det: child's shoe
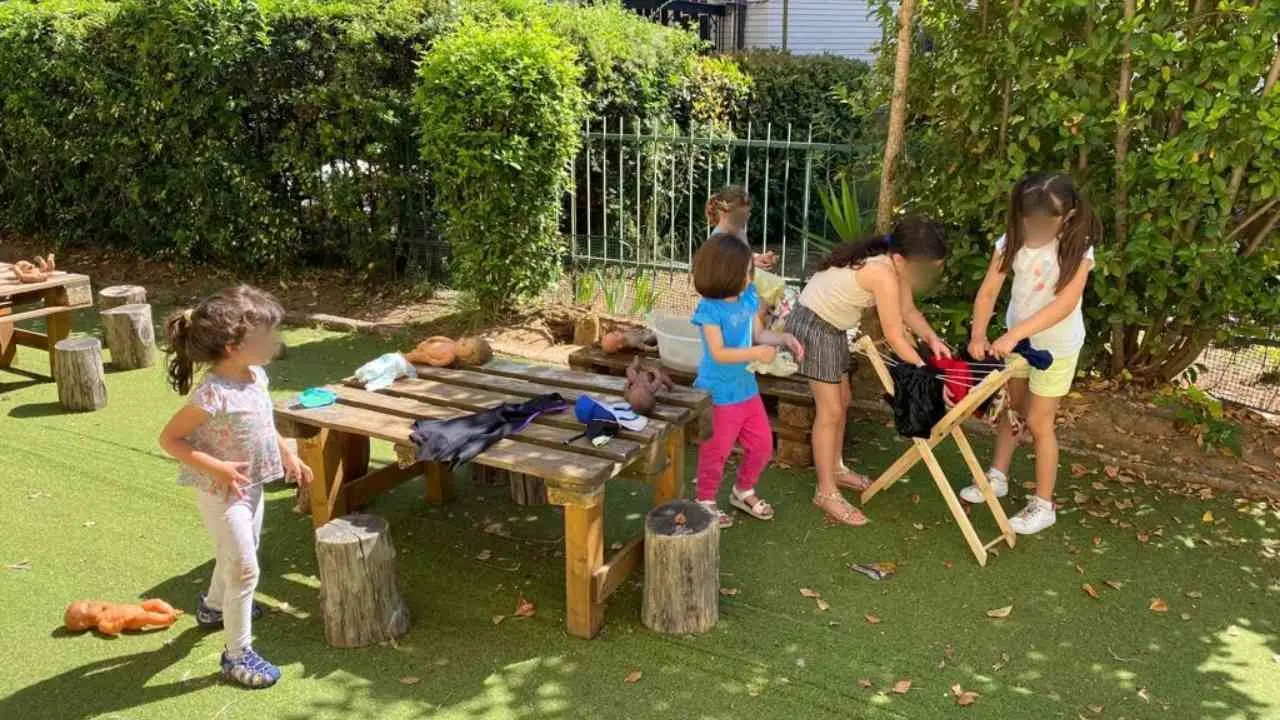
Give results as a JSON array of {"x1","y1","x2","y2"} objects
[
  {"x1": 197, "y1": 592, "x2": 265, "y2": 629},
  {"x1": 698, "y1": 500, "x2": 734, "y2": 528},
  {"x1": 959, "y1": 469, "x2": 1008, "y2": 504},
  {"x1": 221, "y1": 647, "x2": 281, "y2": 689},
  {"x1": 1009, "y1": 496, "x2": 1056, "y2": 535}
]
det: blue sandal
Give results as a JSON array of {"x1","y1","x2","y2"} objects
[
  {"x1": 221, "y1": 647, "x2": 281, "y2": 689},
  {"x1": 197, "y1": 592, "x2": 264, "y2": 629}
]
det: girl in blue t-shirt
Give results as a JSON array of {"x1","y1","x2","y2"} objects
[{"x1": 690, "y1": 233, "x2": 804, "y2": 527}]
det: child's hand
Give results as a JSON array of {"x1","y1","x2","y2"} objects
[
  {"x1": 754, "y1": 345, "x2": 778, "y2": 363},
  {"x1": 968, "y1": 337, "x2": 992, "y2": 359},
  {"x1": 927, "y1": 336, "x2": 952, "y2": 359},
  {"x1": 213, "y1": 461, "x2": 251, "y2": 501},
  {"x1": 782, "y1": 333, "x2": 805, "y2": 362},
  {"x1": 752, "y1": 251, "x2": 778, "y2": 271},
  {"x1": 990, "y1": 334, "x2": 1018, "y2": 358},
  {"x1": 283, "y1": 451, "x2": 314, "y2": 487}
]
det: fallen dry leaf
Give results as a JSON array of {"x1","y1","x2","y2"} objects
[
  {"x1": 719, "y1": 587, "x2": 740, "y2": 597},
  {"x1": 865, "y1": 612, "x2": 882, "y2": 624},
  {"x1": 1092, "y1": 536, "x2": 1102, "y2": 546},
  {"x1": 1073, "y1": 491, "x2": 1090, "y2": 504},
  {"x1": 491, "y1": 615, "x2": 506, "y2": 625},
  {"x1": 1181, "y1": 613, "x2": 1191, "y2": 621},
  {"x1": 912, "y1": 522, "x2": 925, "y2": 531},
  {"x1": 1071, "y1": 463, "x2": 1088, "y2": 478},
  {"x1": 911, "y1": 494, "x2": 920, "y2": 505},
  {"x1": 1185, "y1": 590, "x2": 1203, "y2": 599},
  {"x1": 1105, "y1": 465, "x2": 1119, "y2": 479},
  {"x1": 1137, "y1": 530, "x2": 1151, "y2": 543},
  {"x1": 399, "y1": 676, "x2": 421, "y2": 685},
  {"x1": 1202, "y1": 510, "x2": 1214, "y2": 524},
  {"x1": 624, "y1": 670, "x2": 642, "y2": 684},
  {"x1": 857, "y1": 678, "x2": 873, "y2": 689},
  {"x1": 951, "y1": 683, "x2": 980, "y2": 706},
  {"x1": 514, "y1": 594, "x2": 536, "y2": 618},
  {"x1": 799, "y1": 588, "x2": 821, "y2": 598},
  {"x1": 943, "y1": 560, "x2": 953, "y2": 569},
  {"x1": 1087, "y1": 705, "x2": 1104, "y2": 714},
  {"x1": 4, "y1": 560, "x2": 33, "y2": 571},
  {"x1": 891, "y1": 679, "x2": 912, "y2": 694},
  {"x1": 992, "y1": 652, "x2": 1008, "y2": 672},
  {"x1": 1105, "y1": 580, "x2": 1124, "y2": 590},
  {"x1": 816, "y1": 598, "x2": 831, "y2": 612},
  {"x1": 1075, "y1": 562, "x2": 1085, "y2": 575},
  {"x1": 1138, "y1": 687, "x2": 1151, "y2": 703},
  {"x1": 1149, "y1": 598, "x2": 1169, "y2": 613},
  {"x1": 986, "y1": 605, "x2": 1014, "y2": 619},
  {"x1": 1082, "y1": 583, "x2": 1100, "y2": 599},
  {"x1": 476, "y1": 550, "x2": 492, "y2": 561}
]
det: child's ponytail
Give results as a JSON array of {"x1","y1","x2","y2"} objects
[
  {"x1": 165, "y1": 309, "x2": 196, "y2": 395},
  {"x1": 705, "y1": 185, "x2": 751, "y2": 226},
  {"x1": 816, "y1": 215, "x2": 947, "y2": 272},
  {"x1": 1055, "y1": 194, "x2": 1102, "y2": 293}
]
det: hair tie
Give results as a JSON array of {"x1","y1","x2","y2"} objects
[{"x1": 884, "y1": 233, "x2": 895, "y2": 248}]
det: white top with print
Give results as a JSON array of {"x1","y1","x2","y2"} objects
[
  {"x1": 995, "y1": 235, "x2": 1094, "y2": 358},
  {"x1": 177, "y1": 366, "x2": 283, "y2": 494}
]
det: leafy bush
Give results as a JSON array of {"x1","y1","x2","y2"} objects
[
  {"x1": 876, "y1": 0, "x2": 1280, "y2": 380},
  {"x1": 1155, "y1": 385, "x2": 1242, "y2": 456},
  {"x1": 728, "y1": 50, "x2": 873, "y2": 143},
  {"x1": 417, "y1": 18, "x2": 585, "y2": 312}
]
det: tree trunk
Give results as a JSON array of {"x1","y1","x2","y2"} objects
[
  {"x1": 642, "y1": 499, "x2": 719, "y2": 635},
  {"x1": 315, "y1": 513, "x2": 411, "y2": 648},
  {"x1": 101, "y1": 303, "x2": 156, "y2": 370},
  {"x1": 1109, "y1": 0, "x2": 1137, "y2": 377},
  {"x1": 875, "y1": 0, "x2": 918, "y2": 232},
  {"x1": 995, "y1": 0, "x2": 1023, "y2": 158},
  {"x1": 54, "y1": 337, "x2": 107, "y2": 412},
  {"x1": 98, "y1": 285, "x2": 147, "y2": 310}
]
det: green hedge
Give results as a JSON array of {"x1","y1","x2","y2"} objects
[
  {"x1": 728, "y1": 50, "x2": 872, "y2": 144},
  {"x1": 417, "y1": 18, "x2": 585, "y2": 312}
]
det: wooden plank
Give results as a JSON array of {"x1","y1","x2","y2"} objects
[
  {"x1": 653, "y1": 427, "x2": 685, "y2": 506},
  {"x1": 12, "y1": 328, "x2": 47, "y2": 349},
  {"x1": 328, "y1": 384, "x2": 645, "y2": 467},
  {"x1": 952, "y1": 426, "x2": 1015, "y2": 548},
  {"x1": 564, "y1": 493, "x2": 606, "y2": 639},
  {"x1": 916, "y1": 438, "x2": 988, "y2": 567},
  {"x1": 275, "y1": 399, "x2": 617, "y2": 492},
  {"x1": 0, "y1": 272, "x2": 91, "y2": 300},
  {"x1": 569, "y1": 345, "x2": 815, "y2": 406},
  {"x1": 593, "y1": 536, "x2": 643, "y2": 602},
  {"x1": 375, "y1": 376, "x2": 670, "y2": 443},
  {"x1": 412, "y1": 364, "x2": 693, "y2": 426},
  {"x1": 0, "y1": 304, "x2": 13, "y2": 368},
  {"x1": 344, "y1": 461, "x2": 424, "y2": 508},
  {"x1": 424, "y1": 463, "x2": 455, "y2": 505},
  {"x1": 0, "y1": 303, "x2": 92, "y2": 326},
  {"x1": 480, "y1": 357, "x2": 711, "y2": 411},
  {"x1": 927, "y1": 357, "x2": 1026, "y2": 443}
]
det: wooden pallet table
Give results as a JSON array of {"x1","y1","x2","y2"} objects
[
  {"x1": 568, "y1": 344, "x2": 818, "y2": 466},
  {"x1": 275, "y1": 357, "x2": 710, "y2": 639},
  {"x1": 0, "y1": 265, "x2": 94, "y2": 376}
]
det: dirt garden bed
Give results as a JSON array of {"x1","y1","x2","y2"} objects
[{"x1": 4, "y1": 237, "x2": 1277, "y2": 500}]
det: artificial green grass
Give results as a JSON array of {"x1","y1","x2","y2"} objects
[{"x1": 1, "y1": 324, "x2": 1277, "y2": 720}]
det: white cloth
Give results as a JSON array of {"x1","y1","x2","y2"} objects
[
  {"x1": 196, "y1": 485, "x2": 264, "y2": 653},
  {"x1": 995, "y1": 235, "x2": 1094, "y2": 358}
]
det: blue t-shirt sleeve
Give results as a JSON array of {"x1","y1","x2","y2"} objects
[
  {"x1": 690, "y1": 299, "x2": 721, "y2": 328},
  {"x1": 741, "y1": 285, "x2": 759, "y2": 314}
]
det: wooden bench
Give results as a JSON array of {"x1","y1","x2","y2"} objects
[
  {"x1": 274, "y1": 358, "x2": 710, "y2": 639},
  {"x1": 0, "y1": 265, "x2": 94, "y2": 376},
  {"x1": 569, "y1": 344, "x2": 818, "y2": 466}
]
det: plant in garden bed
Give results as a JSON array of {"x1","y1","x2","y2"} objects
[
  {"x1": 876, "y1": 0, "x2": 1280, "y2": 381},
  {"x1": 1155, "y1": 385, "x2": 1243, "y2": 456}
]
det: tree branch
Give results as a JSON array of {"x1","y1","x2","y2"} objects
[
  {"x1": 876, "y1": 0, "x2": 918, "y2": 232},
  {"x1": 1110, "y1": 0, "x2": 1137, "y2": 376},
  {"x1": 996, "y1": 0, "x2": 1022, "y2": 158},
  {"x1": 1166, "y1": 0, "x2": 1205, "y2": 138},
  {"x1": 1243, "y1": 211, "x2": 1279, "y2": 258}
]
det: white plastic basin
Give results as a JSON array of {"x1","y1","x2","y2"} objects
[{"x1": 649, "y1": 312, "x2": 702, "y2": 374}]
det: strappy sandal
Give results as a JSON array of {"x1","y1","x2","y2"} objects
[
  {"x1": 730, "y1": 486, "x2": 775, "y2": 520},
  {"x1": 835, "y1": 467, "x2": 873, "y2": 493},
  {"x1": 698, "y1": 499, "x2": 734, "y2": 528},
  {"x1": 813, "y1": 490, "x2": 869, "y2": 527}
]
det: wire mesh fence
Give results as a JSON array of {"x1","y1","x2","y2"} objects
[
  {"x1": 1195, "y1": 332, "x2": 1280, "y2": 414},
  {"x1": 558, "y1": 117, "x2": 865, "y2": 317}
]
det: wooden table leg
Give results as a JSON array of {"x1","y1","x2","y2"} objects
[
  {"x1": 653, "y1": 427, "x2": 684, "y2": 506},
  {"x1": 45, "y1": 312, "x2": 71, "y2": 377},
  {"x1": 0, "y1": 304, "x2": 14, "y2": 368},
  {"x1": 562, "y1": 491, "x2": 605, "y2": 639},
  {"x1": 298, "y1": 428, "x2": 347, "y2": 529},
  {"x1": 424, "y1": 462, "x2": 455, "y2": 505}
]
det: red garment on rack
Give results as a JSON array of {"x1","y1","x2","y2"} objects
[{"x1": 928, "y1": 355, "x2": 973, "y2": 406}]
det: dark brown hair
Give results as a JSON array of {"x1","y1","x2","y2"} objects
[
  {"x1": 693, "y1": 232, "x2": 754, "y2": 299},
  {"x1": 816, "y1": 215, "x2": 948, "y2": 272},
  {"x1": 1003, "y1": 172, "x2": 1102, "y2": 292},
  {"x1": 705, "y1": 185, "x2": 751, "y2": 226},
  {"x1": 164, "y1": 285, "x2": 284, "y2": 394}
]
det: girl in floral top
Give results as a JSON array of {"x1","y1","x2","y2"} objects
[{"x1": 158, "y1": 286, "x2": 312, "y2": 689}]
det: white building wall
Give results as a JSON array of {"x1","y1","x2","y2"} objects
[{"x1": 740, "y1": 0, "x2": 885, "y2": 61}]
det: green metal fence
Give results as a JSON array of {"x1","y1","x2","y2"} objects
[{"x1": 563, "y1": 118, "x2": 861, "y2": 288}]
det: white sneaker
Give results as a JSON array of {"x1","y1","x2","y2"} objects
[
  {"x1": 1009, "y1": 497, "x2": 1056, "y2": 535},
  {"x1": 959, "y1": 472, "x2": 1007, "y2": 504}
]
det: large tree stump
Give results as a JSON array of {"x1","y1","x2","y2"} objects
[
  {"x1": 315, "y1": 514, "x2": 411, "y2": 648},
  {"x1": 54, "y1": 337, "x2": 107, "y2": 412},
  {"x1": 508, "y1": 472, "x2": 548, "y2": 506},
  {"x1": 642, "y1": 499, "x2": 719, "y2": 634},
  {"x1": 101, "y1": 303, "x2": 156, "y2": 370},
  {"x1": 98, "y1": 285, "x2": 147, "y2": 310}
]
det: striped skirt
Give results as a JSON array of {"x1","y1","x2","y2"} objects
[{"x1": 785, "y1": 303, "x2": 852, "y2": 384}]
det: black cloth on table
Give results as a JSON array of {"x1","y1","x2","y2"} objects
[{"x1": 409, "y1": 393, "x2": 568, "y2": 468}]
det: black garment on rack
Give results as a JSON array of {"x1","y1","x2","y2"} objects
[
  {"x1": 409, "y1": 393, "x2": 568, "y2": 468},
  {"x1": 885, "y1": 363, "x2": 947, "y2": 439}
]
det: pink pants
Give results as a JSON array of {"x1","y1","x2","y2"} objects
[{"x1": 696, "y1": 395, "x2": 774, "y2": 502}]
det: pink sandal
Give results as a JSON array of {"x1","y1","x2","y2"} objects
[
  {"x1": 835, "y1": 467, "x2": 873, "y2": 493},
  {"x1": 813, "y1": 490, "x2": 869, "y2": 527},
  {"x1": 730, "y1": 486, "x2": 775, "y2": 520}
]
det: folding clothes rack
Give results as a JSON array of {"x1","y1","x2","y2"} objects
[{"x1": 852, "y1": 336, "x2": 1021, "y2": 566}]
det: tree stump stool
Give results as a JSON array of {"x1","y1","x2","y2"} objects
[
  {"x1": 54, "y1": 337, "x2": 107, "y2": 412},
  {"x1": 642, "y1": 499, "x2": 719, "y2": 635},
  {"x1": 101, "y1": 303, "x2": 156, "y2": 370},
  {"x1": 315, "y1": 513, "x2": 411, "y2": 648},
  {"x1": 98, "y1": 285, "x2": 147, "y2": 310},
  {"x1": 775, "y1": 402, "x2": 816, "y2": 467}
]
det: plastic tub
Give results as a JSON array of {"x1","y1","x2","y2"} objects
[{"x1": 649, "y1": 312, "x2": 702, "y2": 374}]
